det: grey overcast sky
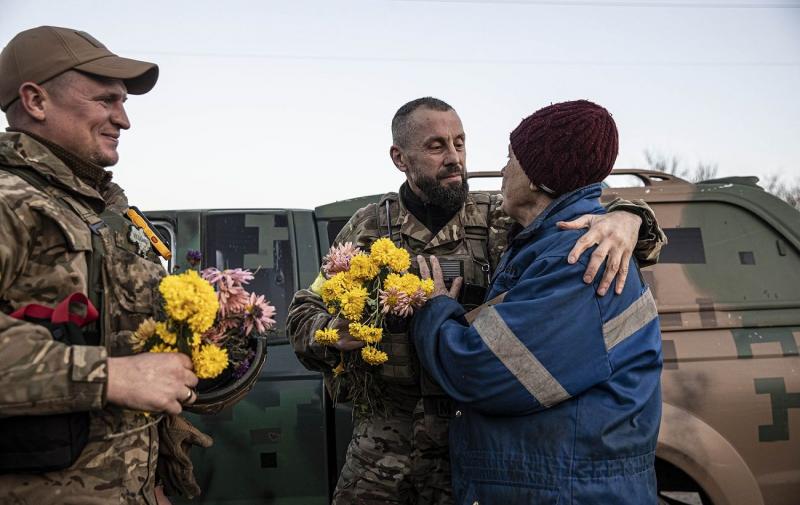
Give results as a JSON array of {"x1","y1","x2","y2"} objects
[{"x1": 2, "y1": 0, "x2": 799, "y2": 210}]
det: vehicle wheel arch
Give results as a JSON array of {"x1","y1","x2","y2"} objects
[{"x1": 656, "y1": 402, "x2": 764, "y2": 505}]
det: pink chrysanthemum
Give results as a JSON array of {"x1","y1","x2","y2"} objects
[
  {"x1": 379, "y1": 287, "x2": 413, "y2": 317},
  {"x1": 202, "y1": 267, "x2": 254, "y2": 289},
  {"x1": 322, "y1": 242, "x2": 361, "y2": 278},
  {"x1": 201, "y1": 268, "x2": 255, "y2": 317},
  {"x1": 243, "y1": 292, "x2": 277, "y2": 336},
  {"x1": 408, "y1": 289, "x2": 428, "y2": 310},
  {"x1": 203, "y1": 325, "x2": 228, "y2": 344},
  {"x1": 219, "y1": 287, "x2": 250, "y2": 318}
]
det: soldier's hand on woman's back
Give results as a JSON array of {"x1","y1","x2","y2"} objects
[
  {"x1": 557, "y1": 211, "x2": 642, "y2": 296},
  {"x1": 107, "y1": 353, "x2": 198, "y2": 415},
  {"x1": 418, "y1": 255, "x2": 463, "y2": 300}
]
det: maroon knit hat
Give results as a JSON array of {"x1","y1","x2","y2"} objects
[{"x1": 509, "y1": 100, "x2": 618, "y2": 196}]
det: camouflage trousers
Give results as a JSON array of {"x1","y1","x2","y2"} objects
[{"x1": 333, "y1": 398, "x2": 452, "y2": 505}]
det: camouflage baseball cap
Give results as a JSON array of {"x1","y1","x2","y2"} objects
[{"x1": 0, "y1": 26, "x2": 159, "y2": 111}]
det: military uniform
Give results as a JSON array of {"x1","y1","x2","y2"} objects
[
  {"x1": 0, "y1": 132, "x2": 165, "y2": 504},
  {"x1": 287, "y1": 186, "x2": 664, "y2": 505}
]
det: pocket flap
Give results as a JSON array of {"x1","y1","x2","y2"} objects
[{"x1": 29, "y1": 199, "x2": 92, "y2": 252}]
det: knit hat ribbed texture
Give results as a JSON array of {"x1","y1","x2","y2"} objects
[{"x1": 509, "y1": 99, "x2": 618, "y2": 196}]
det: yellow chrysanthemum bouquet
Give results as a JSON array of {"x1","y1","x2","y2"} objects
[
  {"x1": 133, "y1": 259, "x2": 276, "y2": 394},
  {"x1": 132, "y1": 269, "x2": 228, "y2": 378},
  {"x1": 312, "y1": 238, "x2": 434, "y2": 365}
]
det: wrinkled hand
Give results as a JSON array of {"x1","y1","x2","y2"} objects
[
  {"x1": 329, "y1": 317, "x2": 365, "y2": 352},
  {"x1": 107, "y1": 353, "x2": 198, "y2": 415},
  {"x1": 418, "y1": 255, "x2": 463, "y2": 299},
  {"x1": 557, "y1": 211, "x2": 642, "y2": 296}
]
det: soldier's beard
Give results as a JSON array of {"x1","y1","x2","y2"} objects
[{"x1": 411, "y1": 167, "x2": 469, "y2": 214}]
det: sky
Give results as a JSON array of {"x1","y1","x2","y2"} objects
[{"x1": 2, "y1": 0, "x2": 799, "y2": 210}]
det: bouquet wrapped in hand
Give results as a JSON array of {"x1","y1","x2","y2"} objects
[
  {"x1": 311, "y1": 238, "x2": 433, "y2": 411},
  {"x1": 132, "y1": 261, "x2": 275, "y2": 412}
]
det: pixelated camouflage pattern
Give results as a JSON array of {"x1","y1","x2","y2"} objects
[
  {"x1": 288, "y1": 191, "x2": 664, "y2": 398},
  {"x1": 332, "y1": 398, "x2": 451, "y2": 505},
  {"x1": 0, "y1": 132, "x2": 163, "y2": 504},
  {"x1": 288, "y1": 191, "x2": 509, "y2": 406},
  {"x1": 602, "y1": 173, "x2": 800, "y2": 505},
  {"x1": 288, "y1": 190, "x2": 506, "y2": 504},
  {"x1": 287, "y1": 186, "x2": 664, "y2": 504}
]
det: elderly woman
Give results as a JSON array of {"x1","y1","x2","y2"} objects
[{"x1": 413, "y1": 100, "x2": 662, "y2": 505}]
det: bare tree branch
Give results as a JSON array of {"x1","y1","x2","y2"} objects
[{"x1": 644, "y1": 149, "x2": 686, "y2": 177}]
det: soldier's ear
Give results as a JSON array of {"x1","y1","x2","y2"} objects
[
  {"x1": 17, "y1": 83, "x2": 49, "y2": 122},
  {"x1": 390, "y1": 145, "x2": 409, "y2": 173}
]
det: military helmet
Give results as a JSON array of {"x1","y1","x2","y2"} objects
[{"x1": 187, "y1": 337, "x2": 268, "y2": 415}]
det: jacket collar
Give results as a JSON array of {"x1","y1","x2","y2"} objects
[
  {"x1": 511, "y1": 183, "x2": 604, "y2": 244},
  {"x1": 0, "y1": 131, "x2": 108, "y2": 208},
  {"x1": 379, "y1": 190, "x2": 488, "y2": 251}
]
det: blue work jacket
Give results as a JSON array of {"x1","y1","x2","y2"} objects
[{"x1": 413, "y1": 184, "x2": 662, "y2": 505}]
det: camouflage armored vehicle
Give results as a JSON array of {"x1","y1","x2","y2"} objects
[{"x1": 147, "y1": 169, "x2": 799, "y2": 505}]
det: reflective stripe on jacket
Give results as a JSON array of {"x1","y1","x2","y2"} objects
[{"x1": 413, "y1": 184, "x2": 663, "y2": 505}]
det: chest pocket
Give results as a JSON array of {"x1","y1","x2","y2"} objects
[
  {"x1": 20, "y1": 199, "x2": 93, "y2": 307},
  {"x1": 100, "y1": 220, "x2": 165, "y2": 336},
  {"x1": 29, "y1": 199, "x2": 93, "y2": 253}
]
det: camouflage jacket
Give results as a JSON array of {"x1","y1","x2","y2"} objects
[
  {"x1": 0, "y1": 132, "x2": 164, "y2": 504},
  {"x1": 286, "y1": 188, "x2": 665, "y2": 412}
]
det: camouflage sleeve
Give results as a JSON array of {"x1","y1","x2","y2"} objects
[
  {"x1": 487, "y1": 194, "x2": 514, "y2": 271},
  {"x1": 286, "y1": 288, "x2": 340, "y2": 373},
  {"x1": 603, "y1": 197, "x2": 667, "y2": 267},
  {"x1": 286, "y1": 205, "x2": 380, "y2": 373},
  {"x1": 0, "y1": 197, "x2": 107, "y2": 417}
]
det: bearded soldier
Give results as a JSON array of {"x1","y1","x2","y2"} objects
[
  {"x1": 0, "y1": 26, "x2": 208, "y2": 504},
  {"x1": 287, "y1": 97, "x2": 666, "y2": 504}
]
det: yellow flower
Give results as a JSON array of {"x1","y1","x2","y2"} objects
[
  {"x1": 321, "y1": 272, "x2": 358, "y2": 306},
  {"x1": 340, "y1": 286, "x2": 368, "y2": 321},
  {"x1": 349, "y1": 322, "x2": 383, "y2": 344},
  {"x1": 349, "y1": 253, "x2": 379, "y2": 281},
  {"x1": 155, "y1": 321, "x2": 177, "y2": 346},
  {"x1": 385, "y1": 272, "x2": 425, "y2": 297},
  {"x1": 386, "y1": 248, "x2": 411, "y2": 273},
  {"x1": 131, "y1": 318, "x2": 157, "y2": 352},
  {"x1": 420, "y1": 278, "x2": 434, "y2": 297},
  {"x1": 193, "y1": 344, "x2": 229, "y2": 379},
  {"x1": 159, "y1": 270, "x2": 219, "y2": 334},
  {"x1": 315, "y1": 327, "x2": 340, "y2": 345},
  {"x1": 368, "y1": 238, "x2": 395, "y2": 266},
  {"x1": 361, "y1": 346, "x2": 388, "y2": 365},
  {"x1": 369, "y1": 238, "x2": 410, "y2": 272},
  {"x1": 150, "y1": 343, "x2": 178, "y2": 353}
]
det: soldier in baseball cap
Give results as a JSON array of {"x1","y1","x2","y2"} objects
[
  {"x1": 0, "y1": 25, "x2": 158, "y2": 111},
  {"x1": 0, "y1": 27, "x2": 207, "y2": 504}
]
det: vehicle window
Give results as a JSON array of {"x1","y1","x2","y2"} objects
[
  {"x1": 646, "y1": 201, "x2": 800, "y2": 309},
  {"x1": 659, "y1": 228, "x2": 706, "y2": 264},
  {"x1": 326, "y1": 218, "x2": 349, "y2": 247},
  {"x1": 204, "y1": 212, "x2": 295, "y2": 341},
  {"x1": 152, "y1": 222, "x2": 175, "y2": 273},
  {"x1": 602, "y1": 174, "x2": 646, "y2": 188}
]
